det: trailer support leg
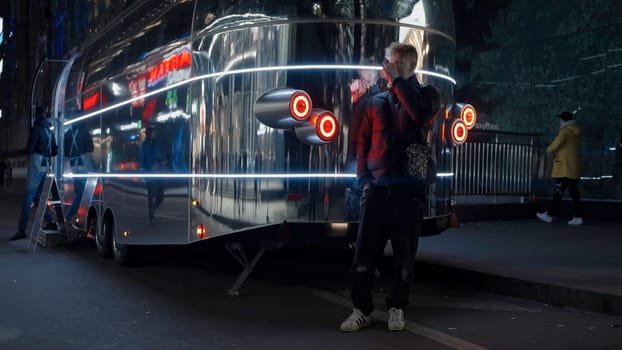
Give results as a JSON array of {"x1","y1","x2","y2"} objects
[{"x1": 225, "y1": 242, "x2": 266, "y2": 296}]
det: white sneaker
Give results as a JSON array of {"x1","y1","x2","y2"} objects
[
  {"x1": 340, "y1": 308, "x2": 372, "y2": 332},
  {"x1": 387, "y1": 307, "x2": 405, "y2": 331},
  {"x1": 568, "y1": 217, "x2": 583, "y2": 225},
  {"x1": 536, "y1": 211, "x2": 553, "y2": 223}
]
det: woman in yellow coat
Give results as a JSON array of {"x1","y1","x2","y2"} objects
[{"x1": 536, "y1": 111, "x2": 583, "y2": 225}]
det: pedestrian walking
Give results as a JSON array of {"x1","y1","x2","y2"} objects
[{"x1": 536, "y1": 111, "x2": 583, "y2": 225}]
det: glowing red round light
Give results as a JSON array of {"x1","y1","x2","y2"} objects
[
  {"x1": 460, "y1": 104, "x2": 477, "y2": 129},
  {"x1": 455, "y1": 125, "x2": 465, "y2": 138},
  {"x1": 196, "y1": 224, "x2": 207, "y2": 239},
  {"x1": 451, "y1": 119, "x2": 468, "y2": 145},
  {"x1": 317, "y1": 113, "x2": 338, "y2": 141},
  {"x1": 290, "y1": 93, "x2": 311, "y2": 120}
]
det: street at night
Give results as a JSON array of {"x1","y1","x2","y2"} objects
[
  {"x1": 2, "y1": 1, "x2": 622, "y2": 349},
  {"x1": 2, "y1": 182, "x2": 622, "y2": 350}
]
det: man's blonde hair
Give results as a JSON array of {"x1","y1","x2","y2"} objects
[{"x1": 385, "y1": 42, "x2": 418, "y2": 62}]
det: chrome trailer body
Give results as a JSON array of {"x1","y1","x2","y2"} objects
[{"x1": 49, "y1": 0, "x2": 457, "y2": 254}]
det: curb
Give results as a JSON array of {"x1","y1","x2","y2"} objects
[{"x1": 417, "y1": 261, "x2": 622, "y2": 317}]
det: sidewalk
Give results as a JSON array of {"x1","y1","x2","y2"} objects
[{"x1": 417, "y1": 220, "x2": 622, "y2": 316}]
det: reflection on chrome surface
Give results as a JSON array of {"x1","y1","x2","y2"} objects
[{"x1": 49, "y1": 0, "x2": 457, "y2": 245}]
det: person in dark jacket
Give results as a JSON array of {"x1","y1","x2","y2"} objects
[
  {"x1": 63, "y1": 124, "x2": 95, "y2": 224},
  {"x1": 340, "y1": 43, "x2": 440, "y2": 332},
  {"x1": 10, "y1": 106, "x2": 58, "y2": 241}
]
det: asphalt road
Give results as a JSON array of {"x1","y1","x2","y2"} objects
[{"x1": 1, "y1": 183, "x2": 622, "y2": 350}]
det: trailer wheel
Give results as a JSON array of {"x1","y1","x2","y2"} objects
[
  {"x1": 96, "y1": 214, "x2": 113, "y2": 258},
  {"x1": 112, "y1": 228, "x2": 136, "y2": 267},
  {"x1": 86, "y1": 209, "x2": 98, "y2": 240}
]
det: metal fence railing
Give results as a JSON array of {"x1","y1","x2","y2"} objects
[{"x1": 451, "y1": 130, "x2": 539, "y2": 197}]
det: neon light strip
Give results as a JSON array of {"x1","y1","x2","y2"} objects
[
  {"x1": 581, "y1": 175, "x2": 613, "y2": 180},
  {"x1": 356, "y1": 65, "x2": 456, "y2": 84},
  {"x1": 65, "y1": 64, "x2": 456, "y2": 126},
  {"x1": 65, "y1": 173, "x2": 357, "y2": 179},
  {"x1": 64, "y1": 172, "x2": 454, "y2": 179},
  {"x1": 415, "y1": 70, "x2": 456, "y2": 84}
]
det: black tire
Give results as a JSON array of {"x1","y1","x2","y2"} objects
[
  {"x1": 112, "y1": 228, "x2": 136, "y2": 267},
  {"x1": 96, "y1": 215, "x2": 113, "y2": 258}
]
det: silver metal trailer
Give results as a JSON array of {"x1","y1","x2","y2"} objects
[{"x1": 36, "y1": 1, "x2": 468, "y2": 285}]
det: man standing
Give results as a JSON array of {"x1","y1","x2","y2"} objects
[
  {"x1": 340, "y1": 43, "x2": 439, "y2": 332},
  {"x1": 10, "y1": 106, "x2": 58, "y2": 241},
  {"x1": 536, "y1": 111, "x2": 583, "y2": 225}
]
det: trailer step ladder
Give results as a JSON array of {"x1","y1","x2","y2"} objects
[{"x1": 28, "y1": 175, "x2": 67, "y2": 251}]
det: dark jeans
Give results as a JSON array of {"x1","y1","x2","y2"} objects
[
  {"x1": 351, "y1": 184, "x2": 422, "y2": 315},
  {"x1": 549, "y1": 177, "x2": 582, "y2": 217},
  {"x1": 345, "y1": 182, "x2": 362, "y2": 221}
]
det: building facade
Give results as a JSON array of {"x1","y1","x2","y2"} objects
[
  {"x1": 455, "y1": 0, "x2": 622, "y2": 199},
  {"x1": 0, "y1": 0, "x2": 139, "y2": 157}
]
